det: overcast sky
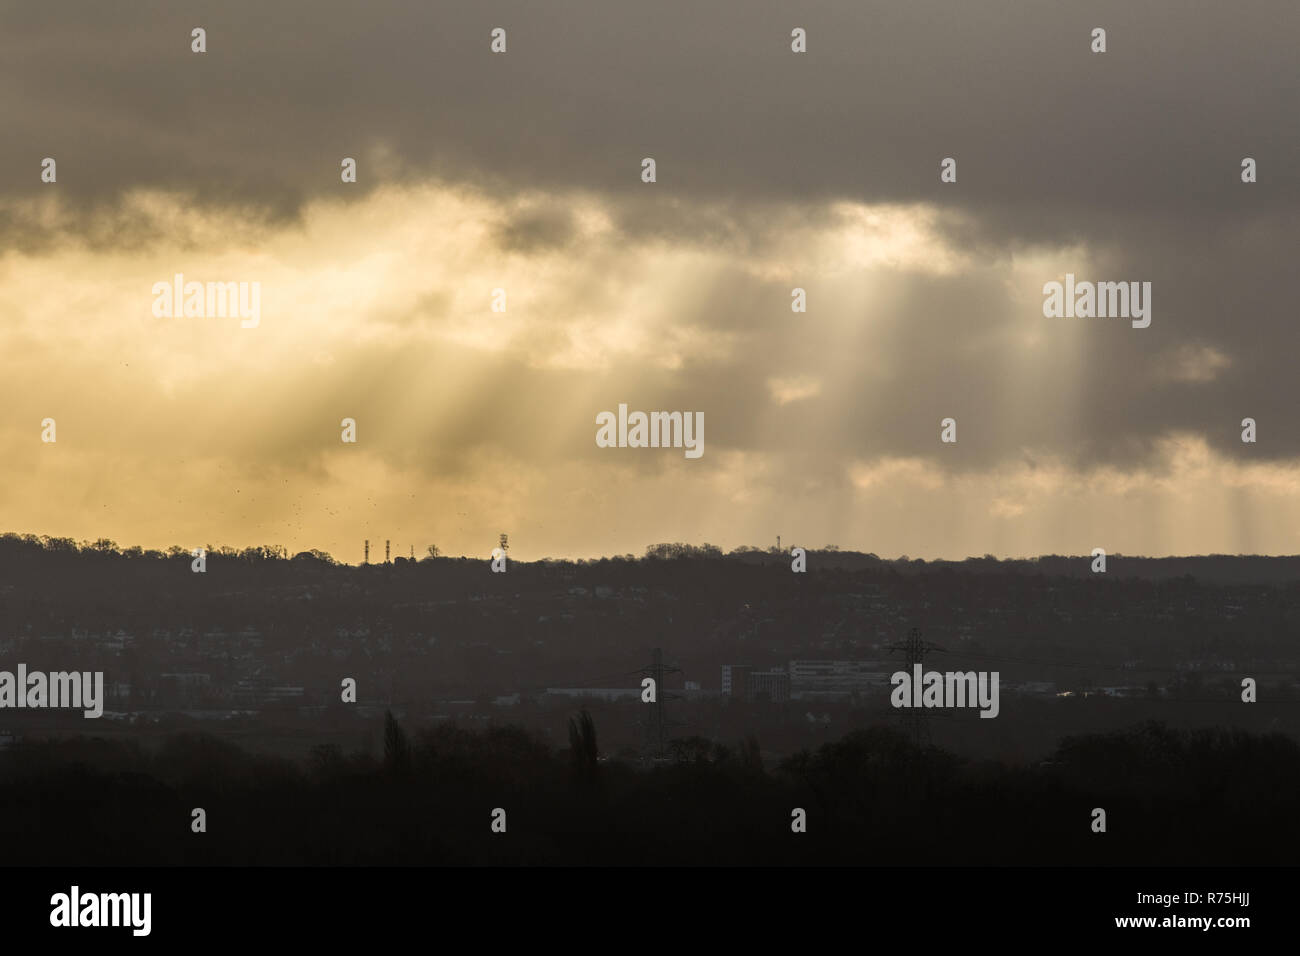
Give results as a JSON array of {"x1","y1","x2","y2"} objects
[{"x1": 0, "y1": 0, "x2": 1296, "y2": 562}]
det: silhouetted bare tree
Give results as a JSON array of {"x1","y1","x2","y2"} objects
[
  {"x1": 568, "y1": 708, "x2": 599, "y2": 788},
  {"x1": 383, "y1": 710, "x2": 411, "y2": 777}
]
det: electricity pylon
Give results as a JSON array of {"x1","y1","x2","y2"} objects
[
  {"x1": 640, "y1": 646, "x2": 682, "y2": 763},
  {"x1": 886, "y1": 627, "x2": 946, "y2": 748}
]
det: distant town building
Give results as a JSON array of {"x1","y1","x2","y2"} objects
[
  {"x1": 544, "y1": 688, "x2": 641, "y2": 701},
  {"x1": 722, "y1": 664, "x2": 789, "y2": 701},
  {"x1": 721, "y1": 664, "x2": 753, "y2": 698},
  {"x1": 749, "y1": 669, "x2": 791, "y2": 702},
  {"x1": 788, "y1": 660, "x2": 889, "y2": 698}
]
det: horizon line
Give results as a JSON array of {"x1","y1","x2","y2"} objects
[{"x1": 3, "y1": 530, "x2": 1299, "y2": 568}]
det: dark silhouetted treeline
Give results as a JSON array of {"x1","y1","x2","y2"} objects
[{"x1": 1, "y1": 717, "x2": 1296, "y2": 865}]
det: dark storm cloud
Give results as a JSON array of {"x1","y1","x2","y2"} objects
[
  {"x1": 2, "y1": 0, "x2": 1293, "y2": 220},
  {"x1": 491, "y1": 199, "x2": 577, "y2": 254},
  {"x1": 1, "y1": 0, "x2": 1295, "y2": 477}
]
